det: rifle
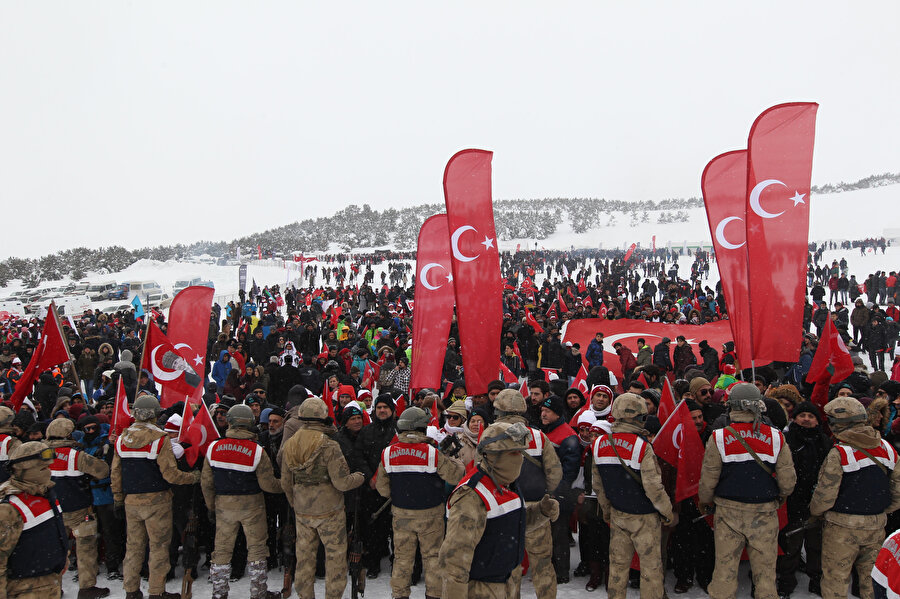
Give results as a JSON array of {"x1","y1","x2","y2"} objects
[
  {"x1": 784, "y1": 518, "x2": 822, "y2": 537},
  {"x1": 281, "y1": 513, "x2": 296, "y2": 598},
  {"x1": 181, "y1": 488, "x2": 200, "y2": 599},
  {"x1": 349, "y1": 492, "x2": 366, "y2": 599},
  {"x1": 370, "y1": 497, "x2": 392, "y2": 522}
]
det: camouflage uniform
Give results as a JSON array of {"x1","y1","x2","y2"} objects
[
  {"x1": 493, "y1": 389, "x2": 562, "y2": 599},
  {"x1": 0, "y1": 442, "x2": 68, "y2": 599},
  {"x1": 809, "y1": 398, "x2": 900, "y2": 599},
  {"x1": 697, "y1": 385, "x2": 796, "y2": 599},
  {"x1": 45, "y1": 419, "x2": 110, "y2": 595},
  {"x1": 201, "y1": 406, "x2": 283, "y2": 599},
  {"x1": 280, "y1": 398, "x2": 364, "y2": 599},
  {"x1": 0, "y1": 407, "x2": 22, "y2": 484},
  {"x1": 375, "y1": 423, "x2": 465, "y2": 599},
  {"x1": 111, "y1": 400, "x2": 201, "y2": 598},
  {"x1": 591, "y1": 394, "x2": 673, "y2": 599}
]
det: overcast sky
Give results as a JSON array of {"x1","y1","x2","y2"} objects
[{"x1": 1, "y1": 2, "x2": 898, "y2": 258}]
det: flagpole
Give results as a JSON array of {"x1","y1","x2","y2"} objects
[{"x1": 52, "y1": 302, "x2": 83, "y2": 394}]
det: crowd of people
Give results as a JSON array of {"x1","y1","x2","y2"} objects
[{"x1": 0, "y1": 243, "x2": 897, "y2": 599}]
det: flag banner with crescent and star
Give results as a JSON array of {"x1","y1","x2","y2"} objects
[
  {"x1": 702, "y1": 149, "x2": 753, "y2": 365},
  {"x1": 9, "y1": 301, "x2": 72, "y2": 412},
  {"x1": 443, "y1": 149, "x2": 502, "y2": 395},
  {"x1": 140, "y1": 320, "x2": 204, "y2": 398},
  {"x1": 561, "y1": 318, "x2": 734, "y2": 383},
  {"x1": 179, "y1": 399, "x2": 220, "y2": 467},
  {"x1": 745, "y1": 102, "x2": 818, "y2": 363},
  {"x1": 653, "y1": 399, "x2": 705, "y2": 502},
  {"x1": 159, "y1": 286, "x2": 215, "y2": 408},
  {"x1": 112, "y1": 377, "x2": 133, "y2": 437},
  {"x1": 410, "y1": 214, "x2": 456, "y2": 391}
]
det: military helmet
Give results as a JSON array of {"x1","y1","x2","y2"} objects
[
  {"x1": 476, "y1": 422, "x2": 531, "y2": 455},
  {"x1": 610, "y1": 393, "x2": 648, "y2": 423},
  {"x1": 298, "y1": 397, "x2": 328, "y2": 421},
  {"x1": 226, "y1": 404, "x2": 256, "y2": 430},
  {"x1": 132, "y1": 393, "x2": 161, "y2": 422},
  {"x1": 46, "y1": 418, "x2": 75, "y2": 440},
  {"x1": 397, "y1": 406, "x2": 429, "y2": 432},
  {"x1": 726, "y1": 383, "x2": 763, "y2": 416},
  {"x1": 494, "y1": 389, "x2": 527, "y2": 415},
  {"x1": 0, "y1": 406, "x2": 15, "y2": 427},
  {"x1": 823, "y1": 397, "x2": 867, "y2": 426},
  {"x1": 8, "y1": 441, "x2": 54, "y2": 470}
]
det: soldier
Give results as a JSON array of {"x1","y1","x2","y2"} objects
[
  {"x1": 280, "y1": 397, "x2": 364, "y2": 599},
  {"x1": 0, "y1": 407, "x2": 22, "y2": 484},
  {"x1": 201, "y1": 404, "x2": 283, "y2": 599},
  {"x1": 0, "y1": 442, "x2": 68, "y2": 598},
  {"x1": 493, "y1": 389, "x2": 562, "y2": 599},
  {"x1": 375, "y1": 407, "x2": 465, "y2": 599},
  {"x1": 438, "y1": 421, "x2": 559, "y2": 599},
  {"x1": 45, "y1": 418, "x2": 111, "y2": 599},
  {"x1": 810, "y1": 397, "x2": 900, "y2": 599},
  {"x1": 591, "y1": 393, "x2": 673, "y2": 599},
  {"x1": 698, "y1": 383, "x2": 796, "y2": 599},
  {"x1": 872, "y1": 528, "x2": 900, "y2": 599},
  {"x1": 111, "y1": 393, "x2": 201, "y2": 599}
]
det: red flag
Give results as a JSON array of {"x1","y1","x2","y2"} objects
[
  {"x1": 519, "y1": 379, "x2": 529, "y2": 399},
  {"x1": 583, "y1": 296, "x2": 594, "y2": 309},
  {"x1": 703, "y1": 150, "x2": 752, "y2": 365},
  {"x1": 546, "y1": 305, "x2": 558, "y2": 321},
  {"x1": 330, "y1": 305, "x2": 343, "y2": 328},
  {"x1": 577, "y1": 278, "x2": 586, "y2": 294},
  {"x1": 540, "y1": 368, "x2": 556, "y2": 383},
  {"x1": 557, "y1": 290, "x2": 569, "y2": 313},
  {"x1": 429, "y1": 397, "x2": 440, "y2": 427},
  {"x1": 636, "y1": 371, "x2": 650, "y2": 390},
  {"x1": 140, "y1": 321, "x2": 204, "y2": 398},
  {"x1": 179, "y1": 400, "x2": 220, "y2": 467},
  {"x1": 512, "y1": 341, "x2": 525, "y2": 370},
  {"x1": 623, "y1": 243, "x2": 637, "y2": 262},
  {"x1": 305, "y1": 294, "x2": 312, "y2": 307},
  {"x1": 573, "y1": 362, "x2": 589, "y2": 394},
  {"x1": 160, "y1": 287, "x2": 215, "y2": 409},
  {"x1": 410, "y1": 215, "x2": 456, "y2": 390},
  {"x1": 653, "y1": 400, "x2": 705, "y2": 501},
  {"x1": 444, "y1": 150, "x2": 502, "y2": 395},
  {"x1": 807, "y1": 316, "x2": 854, "y2": 387},
  {"x1": 257, "y1": 244, "x2": 262, "y2": 260},
  {"x1": 499, "y1": 362, "x2": 518, "y2": 384},
  {"x1": 9, "y1": 302, "x2": 71, "y2": 411},
  {"x1": 524, "y1": 307, "x2": 544, "y2": 334},
  {"x1": 597, "y1": 302, "x2": 607, "y2": 319},
  {"x1": 745, "y1": 103, "x2": 818, "y2": 363},
  {"x1": 657, "y1": 377, "x2": 677, "y2": 425},
  {"x1": 112, "y1": 378, "x2": 133, "y2": 437}
]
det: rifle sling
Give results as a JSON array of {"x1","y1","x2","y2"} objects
[
  {"x1": 845, "y1": 443, "x2": 889, "y2": 475},
  {"x1": 724, "y1": 426, "x2": 773, "y2": 477},
  {"x1": 609, "y1": 435, "x2": 644, "y2": 487}
]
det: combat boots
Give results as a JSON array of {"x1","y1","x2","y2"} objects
[
  {"x1": 148, "y1": 593, "x2": 181, "y2": 599},
  {"x1": 77, "y1": 586, "x2": 111, "y2": 599},
  {"x1": 249, "y1": 559, "x2": 281, "y2": 599}
]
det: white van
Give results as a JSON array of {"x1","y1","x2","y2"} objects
[
  {"x1": 124, "y1": 280, "x2": 162, "y2": 296},
  {"x1": 86, "y1": 281, "x2": 117, "y2": 302}
]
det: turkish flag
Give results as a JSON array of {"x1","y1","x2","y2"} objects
[
  {"x1": 597, "y1": 302, "x2": 607, "y2": 319},
  {"x1": 562, "y1": 318, "x2": 734, "y2": 383},
  {"x1": 653, "y1": 400, "x2": 705, "y2": 501},
  {"x1": 573, "y1": 362, "x2": 589, "y2": 394},
  {"x1": 410, "y1": 215, "x2": 456, "y2": 390},
  {"x1": 745, "y1": 103, "x2": 818, "y2": 363},
  {"x1": 499, "y1": 362, "x2": 518, "y2": 384},
  {"x1": 623, "y1": 243, "x2": 637, "y2": 262},
  {"x1": 524, "y1": 307, "x2": 544, "y2": 334},
  {"x1": 657, "y1": 377, "x2": 677, "y2": 425},
  {"x1": 702, "y1": 149, "x2": 752, "y2": 366},
  {"x1": 578, "y1": 278, "x2": 586, "y2": 294},
  {"x1": 112, "y1": 378, "x2": 133, "y2": 437},
  {"x1": 9, "y1": 302, "x2": 72, "y2": 412},
  {"x1": 140, "y1": 321, "x2": 204, "y2": 398},
  {"x1": 557, "y1": 290, "x2": 569, "y2": 313},
  {"x1": 160, "y1": 286, "x2": 215, "y2": 408},
  {"x1": 808, "y1": 316, "x2": 854, "y2": 408},
  {"x1": 179, "y1": 400, "x2": 220, "y2": 467},
  {"x1": 444, "y1": 149, "x2": 502, "y2": 395}
]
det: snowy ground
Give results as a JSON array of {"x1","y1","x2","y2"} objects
[{"x1": 59, "y1": 551, "x2": 818, "y2": 599}]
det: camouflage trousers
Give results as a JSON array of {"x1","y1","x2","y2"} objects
[
  {"x1": 7, "y1": 573, "x2": 60, "y2": 598},
  {"x1": 466, "y1": 579, "x2": 515, "y2": 599},
  {"x1": 708, "y1": 506, "x2": 778, "y2": 599},
  {"x1": 509, "y1": 513, "x2": 556, "y2": 599},
  {"x1": 391, "y1": 505, "x2": 444, "y2": 598},
  {"x1": 820, "y1": 520, "x2": 884, "y2": 599},
  {"x1": 62, "y1": 506, "x2": 99, "y2": 589},
  {"x1": 295, "y1": 509, "x2": 347, "y2": 599},
  {"x1": 123, "y1": 498, "x2": 172, "y2": 595},
  {"x1": 212, "y1": 494, "x2": 270, "y2": 564},
  {"x1": 608, "y1": 509, "x2": 664, "y2": 599}
]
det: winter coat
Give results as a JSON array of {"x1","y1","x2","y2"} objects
[
  {"x1": 652, "y1": 342, "x2": 673, "y2": 372},
  {"x1": 699, "y1": 346, "x2": 719, "y2": 381},
  {"x1": 783, "y1": 422, "x2": 832, "y2": 521},
  {"x1": 616, "y1": 345, "x2": 638, "y2": 375},
  {"x1": 672, "y1": 343, "x2": 697, "y2": 377},
  {"x1": 851, "y1": 305, "x2": 870, "y2": 328},
  {"x1": 211, "y1": 350, "x2": 232, "y2": 393},
  {"x1": 636, "y1": 344, "x2": 652, "y2": 368},
  {"x1": 357, "y1": 416, "x2": 397, "y2": 482},
  {"x1": 585, "y1": 339, "x2": 604, "y2": 368}
]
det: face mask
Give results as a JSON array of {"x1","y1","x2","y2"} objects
[{"x1": 17, "y1": 464, "x2": 52, "y2": 489}]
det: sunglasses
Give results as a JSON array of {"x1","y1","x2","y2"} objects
[
  {"x1": 447, "y1": 414, "x2": 464, "y2": 421},
  {"x1": 698, "y1": 389, "x2": 711, "y2": 396}
]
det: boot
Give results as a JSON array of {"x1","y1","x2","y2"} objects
[
  {"x1": 148, "y1": 593, "x2": 181, "y2": 599},
  {"x1": 249, "y1": 559, "x2": 279, "y2": 599},
  {"x1": 808, "y1": 577, "x2": 822, "y2": 597},
  {"x1": 586, "y1": 562, "x2": 606, "y2": 592},
  {"x1": 574, "y1": 561, "x2": 589, "y2": 577},
  {"x1": 210, "y1": 562, "x2": 231, "y2": 599},
  {"x1": 125, "y1": 593, "x2": 143, "y2": 599},
  {"x1": 77, "y1": 588, "x2": 111, "y2": 599}
]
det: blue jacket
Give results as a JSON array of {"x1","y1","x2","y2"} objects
[
  {"x1": 81, "y1": 424, "x2": 114, "y2": 506},
  {"x1": 586, "y1": 339, "x2": 604, "y2": 368},
  {"x1": 211, "y1": 350, "x2": 232, "y2": 393}
]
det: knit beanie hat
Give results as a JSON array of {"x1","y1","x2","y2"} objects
[
  {"x1": 689, "y1": 377, "x2": 711, "y2": 397},
  {"x1": 373, "y1": 393, "x2": 396, "y2": 413},
  {"x1": 792, "y1": 401, "x2": 820, "y2": 422},
  {"x1": 541, "y1": 395, "x2": 565, "y2": 417}
]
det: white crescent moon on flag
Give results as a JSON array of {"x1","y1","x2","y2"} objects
[
  {"x1": 199, "y1": 426, "x2": 208, "y2": 446},
  {"x1": 714, "y1": 216, "x2": 745, "y2": 250},
  {"x1": 749, "y1": 179, "x2": 787, "y2": 219},
  {"x1": 450, "y1": 225, "x2": 480, "y2": 262},
  {"x1": 420, "y1": 263, "x2": 444, "y2": 290},
  {"x1": 150, "y1": 345, "x2": 180, "y2": 381},
  {"x1": 672, "y1": 423, "x2": 683, "y2": 450}
]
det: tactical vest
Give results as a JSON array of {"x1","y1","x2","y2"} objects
[
  {"x1": 449, "y1": 469, "x2": 525, "y2": 583},
  {"x1": 712, "y1": 423, "x2": 781, "y2": 503},
  {"x1": 873, "y1": 529, "x2": 900, "y2": 599},
  {"x1": 832, "y1": 440, "x2": 897, "y2": 515},
  {"x1": 5, "y1": 493, "x2": 68, "y2": 579},
  {"x1": 0, "y1": 435, "x2": 12, "y2": 484},
  {"x1": 115, "y1": 436, "x2": 170, "y2": 495},
  {"x1": 381, "y1": 442, "x2": 443, "y2": 509},
  {"x1": 516, "y1": 427, "x2": 547, "y2": 502},
  {"x1": 206, "y1": 438, "x2": 263, "y2": 495},
  {"x1": 49, "y1": 446, "x2": 92, "y2": 512},
  {"x1": 592, "y1": 432, "x2": 656, "y2": 514}
]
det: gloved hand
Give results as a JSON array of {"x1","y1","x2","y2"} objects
[
  {"x1": 192, "y1": 471, "x2": 202, "y2": 484},
  {"x1": 698, "y1": 502, "x2": 714, "y2": 515},
  {"x1": 540, "y1": 494, "x2": 560, "y2": 522},
  {"x1": 114, "y1": 503, "x2": 125, "y2": 521}
]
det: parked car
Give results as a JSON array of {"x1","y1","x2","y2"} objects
[
  {"x1": 102, "y1": 304, "x2": 134, "y2": 315},
  {"x1": 173, "y1": 277, "x2": 214, "y2": 296},
  {"x1": 106, "y1": 284, "x2": 130, "y2": 301},
  {"x1": 86, "y1": 281, "x2": 117, "y2": 302},
  {"x1": 146, "y1": 291, "x2": 172, "y2": 309}
]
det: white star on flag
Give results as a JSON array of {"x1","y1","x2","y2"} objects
[
  {"x1": 481, "y1": 236, "x2": 494, "y2": 250},
  {"x1": 193, "y1": 354, "x2": 203, "y2": 366},
  {"x1": 447, "y1": 274, "x2": 454, "y2": 283},
  {"x1": 790, "y1": 192, "x2": 806, "y2": 206}
]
